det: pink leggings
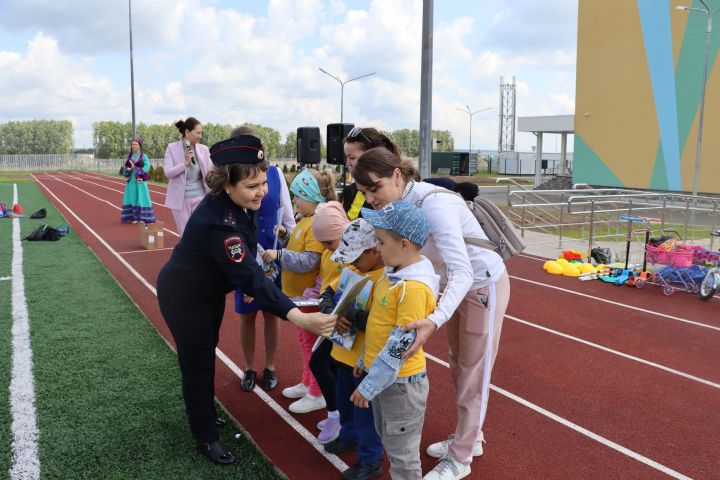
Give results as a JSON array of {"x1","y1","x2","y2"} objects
[{"x1": 295, "y1": 326, "x2": 322, "y2": 397}]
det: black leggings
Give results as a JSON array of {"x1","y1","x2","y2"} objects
[{"x1": 309, "y1": 339, "x2": 337, "y2": 411}]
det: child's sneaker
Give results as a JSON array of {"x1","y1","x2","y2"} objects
[
  {"x1": 289, "y1": 394, "x2": 326, "y2": 414},
  {"x1": 426, "y1": 434, "x2": 484, "y2": 459},
  {"x1": 282, "y1": 383, "x2": 309, "y2": 399},
  {"x1": 422, "y1": 457, "x2": 470, "y2": 480},
  {"x1": 317, "y1": 416, "x2": 341, "y2": 444},
  {"x1": 317, "y1": 419, "x2": 327, "y2": 431}
]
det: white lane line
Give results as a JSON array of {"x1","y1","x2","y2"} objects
[
  {"x1": 56, "y1": 172, "x2": 167, "y2": 208},
  {"x1": 78, "y1": 172, "x2": 168, "y2": 196},
  {"x1": 510, "y1": 275, "x2": 720, "y2": 333},
  {"x1": 44, "y1": 174, "x2": 179, "y2": 239},
  {"x1": 507, "y1": 315, "x2": 720, "y2": 390},
  {"x1": 9, "y1": 183, "x2": 40, "y2": 480},
  {"x1": 422, "y1": 353, "x2": 691, "y2": 480},
  {"x1": 215, "y1": 350, "x2": 349, "y2": 471},
  {"x1": 1, "y1": 276, "x2": 12, "y2": 282},
  {"x1": 118, "y1": 248, "x2": 175, "y2": 255},
  {"x1": 31, "y1": 175, "x2": 348, "y2": 474},
  {"x1": 35, "y1": 175, "x2": 694, "y2": 479}
]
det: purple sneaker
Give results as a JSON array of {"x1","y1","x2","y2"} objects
[{"x1": 317, "y1": 416, "x2": 341, "y2": 444}]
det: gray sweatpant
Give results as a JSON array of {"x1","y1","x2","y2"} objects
[{"x1": 371, "y1": 377, "x2": 429, "y2": 480}]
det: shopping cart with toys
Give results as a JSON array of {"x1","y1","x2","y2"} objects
[{"x1": 641, "y1": 231, "x2": 698, "y2": 296}]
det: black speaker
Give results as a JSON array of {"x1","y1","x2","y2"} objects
[
  {"x1": 326, "y1": 123, "x2": 354, "y2": 165},
  {"x1": 297, "y1": 127, "x2": 321, "y2": 164}
]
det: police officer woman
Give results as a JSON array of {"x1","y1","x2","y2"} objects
[{"x1": 157, "y1": 135, "x2": 336, "y2": 465}]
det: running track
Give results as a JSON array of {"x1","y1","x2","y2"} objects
[{"x1": 31, "y1": 172, "x2": 720, "y2": 479}]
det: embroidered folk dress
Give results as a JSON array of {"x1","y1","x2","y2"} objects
[{"x1": 121, "y1": 152, "x2": 156, "y2": 223}]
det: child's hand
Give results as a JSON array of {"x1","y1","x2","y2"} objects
[
  {"x1": 352, "y1": 365, "x2": 365, "y2": 378},
  {"x1": 263, "y1": 249, "x2": 279, "y2": 263},
  {"x1": 350, "y1": 388, "x2": 369, "y2": 408},
  {"x1": 243, "y1": 295, "x2": 254, "y2": 304},
  {"x1": 335, "y1": 315, "x2": 352, "y2": 334},
  {"x1": 274, "y1": 225, "x2": 287, "y2": 238}
]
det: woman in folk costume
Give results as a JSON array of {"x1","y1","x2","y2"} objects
[{"x1": 121, "y1": 136, "x2": 156, "y2": 224}]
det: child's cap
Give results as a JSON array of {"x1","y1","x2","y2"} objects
[
  {"x1": 361, "y1": 200, "x2": 431, "y2": 247},
  {"x1": 331, "y1": 218, "x2": 379, "y2": 264},
  {"x1": 311, "y1": 201, "x2": 349, "y2": 241}
]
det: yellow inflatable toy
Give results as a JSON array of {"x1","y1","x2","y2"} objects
[
  {"x1": 579, "y1": 263, "x2": 595, "y2": 274},
  {"x1": 546, "y1": 261, "x2": 564, "y2": 275},
  {"x1": 562, "y1": 264, "x2": 581, "y2": 277},
  {"x1": 543, "y1": 260, "x2": 555, "y2": 271}
]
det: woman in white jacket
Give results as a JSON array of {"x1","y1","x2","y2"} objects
[{"x1": 352, "y1": 147, "x2": 511, "y2": 480}]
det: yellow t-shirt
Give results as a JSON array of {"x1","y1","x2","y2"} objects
[
  {"x1": 363, "y1": 276, "x2": 436, "y2": 377},
  {"x1": 319, "y1": 249, "x2": 345, "y2": 292},
  {"x1": 331, "y1": 266, "x2": 385, "y2": 368},
  {"x1": 281, "y1": 215, "x2": 325, "y2": 297}
]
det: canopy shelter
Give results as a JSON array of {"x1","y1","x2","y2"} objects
[{"x1": 517, "y1": 115, "x2": 574, "y2": 186}]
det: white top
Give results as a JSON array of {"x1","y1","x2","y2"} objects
[
  {"x1": 276, "y1": 167, "x2": 296, "y2": 231},
  {"x1": 403, "y1": 180, "x2": 506, "y2": 328}
]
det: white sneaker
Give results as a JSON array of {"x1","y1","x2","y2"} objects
[
  {"x1": 289, "y1": 394, "x2": 326, "y2": 414},
  {"x1": 423, "y1": 457, "x2": 471, "y2": 480},
  {"x1": 282, "y1": 383, "x2": 309, "y2": 399},
  {"x1": 426, "y1": 434, "x2": 484, "y2": 459}
]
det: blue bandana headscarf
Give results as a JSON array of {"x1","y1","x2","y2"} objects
[{"x1": 290, "y1": 169, "x2": 326, "y2": 203}]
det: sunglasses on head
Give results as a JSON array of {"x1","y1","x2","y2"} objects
[{"x1": 347, "y1": 126, "x2": 374, "y2": 148}]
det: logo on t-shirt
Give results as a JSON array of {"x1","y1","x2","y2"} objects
[
  {"x1": 380, "y1": 294, "x2": 387, "y2": 307},
  {"x1": 224, "y1": 236, "x2": 246, "y2": 263}
]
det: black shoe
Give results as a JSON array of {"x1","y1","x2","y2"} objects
[
  {"x1": 262, "y1": 368, "x2": 278, "y2": 391},
  {"x1": 342, "y1": 461, "x2": 383, "y2": 480},
  {"x1": 241, "y1": 369, "x2": 257, "y2": 391},
  {"x1": 324, "y1": 437, "x2": 357, "y2": 454},
  {"x1": 215, "y1": 416, "x2": 226, "y2": 427},
  {"x1": 197, "y1": 440, "x2": 235, "y2": 465}
]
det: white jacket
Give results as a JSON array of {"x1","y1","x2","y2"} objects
[{"x1": 403, "y1": 180, "x2": 506, "y2": 328}]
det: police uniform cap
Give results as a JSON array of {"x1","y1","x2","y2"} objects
[{"x1": 210, "y1": 135, "x2": 265, "y2": 166}]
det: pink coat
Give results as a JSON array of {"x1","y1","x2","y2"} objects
[{"x1": 163, "y1": 140, "x2": 212, "y2": 210}]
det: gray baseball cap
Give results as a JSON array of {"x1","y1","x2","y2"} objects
[{"x1": 331, "y1": 219, "x2": 379, "y2": 264}]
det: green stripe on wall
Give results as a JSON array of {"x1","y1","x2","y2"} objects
[
  {"x1": 574, "y1": 134, "x2": 624, "y2": 187},
  {"x1": 649, "y1": 143, "x2": 669, "y2": 190}
]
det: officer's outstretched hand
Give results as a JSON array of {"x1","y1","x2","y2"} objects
[
  {"x1": 287, "y1": 308, "x2": 336, "y2": 337},
  {"x1": 263, "y1": 249, "x2": 279, "y2": 263}
]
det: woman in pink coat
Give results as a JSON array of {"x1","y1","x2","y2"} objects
[{"x1": 163, "y1": 117, "x2": 212, "y2": 235}]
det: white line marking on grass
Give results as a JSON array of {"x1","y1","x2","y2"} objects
[
  {"x1": 1, "y1": 276, "x2": 11, "y2": 281},
  {"x1": 215, "y1": 350, "x2": 349, "y2": 471},
  {"x1": 35, "y1": 174, "x2": 696, "y2": 479},
  {"x1": 44, "y1": 174, "x2": 179, "y2": 239},
  {"x1": 422, "y1": 353, "x2": 691, "y2": 480},
  {"x1": 509, "y1": 275, "x2": 720, "y2": 333},
  {"x1": 9, "y1": 183, "x2": 40, "y2": 480},
  {"x1": 506, "y1": 314, "x2": 720, "y2": 390},
  {"x1": 32, "y1": 175, "x2": 348, "y2": 475}
]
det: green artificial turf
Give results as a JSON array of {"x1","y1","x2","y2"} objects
[{"x1": 2, "y1": 182, "x2": 283, "y2": 480}]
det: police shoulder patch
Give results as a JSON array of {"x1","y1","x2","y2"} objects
[{"x1": 224, "y1": 235, "x2": 246, "y2": 263}]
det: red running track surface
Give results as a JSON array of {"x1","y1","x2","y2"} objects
[{"x1": 32, "y1": 172, "x2": 720, "y2": 479}]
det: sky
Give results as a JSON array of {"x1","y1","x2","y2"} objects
[{"x1": 0, "y1": 0, "x2": 578, "y2": 152}]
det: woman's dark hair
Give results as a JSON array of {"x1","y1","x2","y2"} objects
[
  {"x1": 455, "y1": 182, "x2": 479, "y2": 202},
  {"x1": 343, "y1": 127, "x2": 402, "y2": 157},
  {"x1": 175, "y1": 117, "x2": 201, "y2": 136},
  {"x1": 352, "y1": 147, "x2": 420, "y2": 188},
  {"x1": 206, "y1": 161, "x2": 269, "y2": 196}
]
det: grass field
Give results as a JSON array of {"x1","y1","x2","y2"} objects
[{"x1": 1, "y1": 181, "x2": 283, "y2": 479}]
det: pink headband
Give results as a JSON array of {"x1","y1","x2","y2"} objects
[{"x1": 312, "y1": 201, "x2": 349, "y2": 241}]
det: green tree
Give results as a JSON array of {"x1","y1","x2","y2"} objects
[
  {"x1": 241, "y1": 123, "x2": 281, "y2": 159},
  {"x1": 283, "y1": 131, "x2": 297, "y2": 159},
  {"x1": 387, "y1": 129, "x2": 455, "y2": 156},
  {"x1": 0, "y1": 120, "x2": 73, "y2": 154}
]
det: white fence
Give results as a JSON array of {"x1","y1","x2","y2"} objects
[{"x1": 0, "y1": 154, "x2": 169, "y2": 173}]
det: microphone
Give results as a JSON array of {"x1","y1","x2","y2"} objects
[{"x1": 183, "y1": 138, "x2": 196, "y2": 164}]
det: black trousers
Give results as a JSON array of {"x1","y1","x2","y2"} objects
[
  {"x1": 158, "y1": 267, "x2": 225, "y2": 443},
  {"x1": 309, "y1": 338, "x2": 337, "y2": 411}
]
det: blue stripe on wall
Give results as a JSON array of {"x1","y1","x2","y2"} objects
[{"x1": 637, "y1": 0, "x2": 682, "y2": 190}]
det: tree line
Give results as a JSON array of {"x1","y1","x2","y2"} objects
[{"x1": 0, "y1": 119, "x2": 455, "y2": 158}]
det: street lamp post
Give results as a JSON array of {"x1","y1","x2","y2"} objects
[
  {"x1": 128, "y1": 0, "x2": 136, "y2": 138},
  {"x1": 456, "y1": 105, "x2": 491, "y2": 155},
  {"x1": 318, "y1": 68, "x2": 375, "y2": 123},
  {"x1": 677, "y1": 1, "x2": 720, "y2": 205}
]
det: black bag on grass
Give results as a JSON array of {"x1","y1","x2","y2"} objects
[
  {"x1": 25, "y1": 224, "x2": 60, "y2": 241},
  {"x1": 591, "y1": 247, "x2": 612, "y2": 265},
  {"x1": 30, "y1": 208, "x2": 47, "y2": 219}
]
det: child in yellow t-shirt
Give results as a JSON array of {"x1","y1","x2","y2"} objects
[
  {"x1": 315, "y1": 218, "x2": 387, "y2": 478},
  {"x1": 350, "y1": 201, "x2": 439, "y2": 480},
  {"x1": 262, "y1": 167, "x2": 335, "y2": 413}
]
